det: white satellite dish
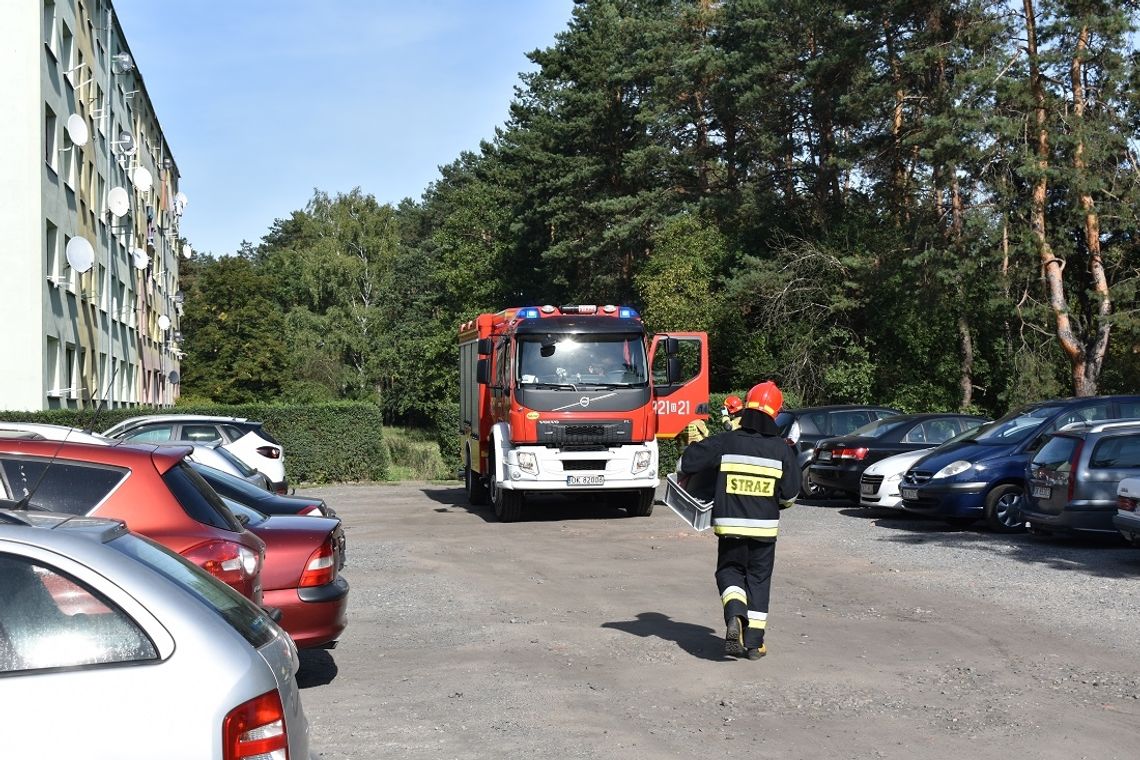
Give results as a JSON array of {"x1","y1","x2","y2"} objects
[
  {"x1": 107, "y1": 186, "x2": 130, "y2": 217},
  {"x1": 181, "y1": 243, "x2": 193, "y2": 259},
  {"x1": 65, "y1": 114, "x2": 89, "y2": 147},
  {"x1": 116, "y1": 131, "x2": 136, "y2": 156},
  {"x1": 175, "y1": 191, "x2": 188, "y2": 207},
  {"x1": 65, "y1": 237, "x2": 95, "y2": 273},
  {"x1": 158, "y1": 314, "x2": 172, "y2": 331},
  {"x1": 168, "y1": 370, "x2": 181, "y2": 385},
  {"x1": 131, "y1": 247, "x2": 149, "y2": 269},
  {"x1": 132, "y1": 166, "x2": 153, "y2": 192}
]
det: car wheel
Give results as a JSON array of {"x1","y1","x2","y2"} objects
[
  {"x1": 627, "y1": 489, "x2": 654, "y2": 517},
  {"x1": 800, "y1": 463, "x2": 827, "y2": 499},
  {"x1": 465, "y1": 450, "x2": 490, "y2": 506},
  {"x1": 984, "y1": 484, "x2": 1026, "y2": 533},
  {"x1": 489, "y1": 456, "x2": 523, "y2": 523}
]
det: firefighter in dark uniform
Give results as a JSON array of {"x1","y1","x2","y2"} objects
[{"x1": 679, "y1": 381, "x2": 799, "y2": 660}]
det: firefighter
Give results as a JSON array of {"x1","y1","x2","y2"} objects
[
  {"x1": 721, "y1": 394, "x2": 744, "y2": 431},
  {"x1": 678, "y1": 381, "x2": 800, "y2": 660}
]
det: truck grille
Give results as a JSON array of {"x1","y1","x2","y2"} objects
[
  {"x1": 537, "y1": 420, "x2": 633, "y2": 446},
  {"x1": 563, "y1": 460, "x2": 606, "y2": 471}
]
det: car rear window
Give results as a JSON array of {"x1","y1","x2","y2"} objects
[
  {"x1": 162, "y1": 462, "x2": 243, "y2": 532},
  {"x1": 195, "y1": 463, "x2": 270, "y2": 501},
  {"x1": 1032, "y1": 435, "x2": 1079, "y2": 470},
  {"x1": 1089, "y1": 435, "x2": 1140, "y2": 469},
  {"x1": 0, "y1": 458, "x2": 127, "y2": 515},
  {"x1": 214, "y1": 446, "x2": 258, "y2": 477},
  {"x1": 107, "y1": 534, "x2": 277, "y2": 649}
]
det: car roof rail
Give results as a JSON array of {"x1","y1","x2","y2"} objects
[{"x1": 1087, "y1": 418, "x2": 1140, "y2": 433}]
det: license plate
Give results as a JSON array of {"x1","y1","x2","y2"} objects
[
  {"x1": 900, "y1": 487, "x2": 919, "y2": 501},
  {"x1": 1032, "y1": 485, "x2": 1051, "y2": 499},
  {"x1": 567, "y1": 475, "x2": 604, "y2": 486},
  {"x1": 860, "y1": 482, "x2": 876, "y2": 495},
  {"x1": 817, "y1": 450, "x2": 832, "y2": 461}
]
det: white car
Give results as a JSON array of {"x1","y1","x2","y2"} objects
[
  {"x1": 0, "y1": 422, "x2": 111, "y2": 445},
  {"x1": 858, "y1": 449, "x2": 928, "y2": 509},
  {"x1": 0, "y1": 508, "x2": 313, "y2": 759},
  {"x1": 187, "y1": 442, "x2": 272, "y2": 490},
  {"x1": 103, "y1": 415, "x2": 288, "y2": 493},
  {"x1": 1115, "y1": 477, "x2": 1140, "y2": 545}
]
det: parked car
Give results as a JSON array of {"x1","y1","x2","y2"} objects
[
  {"x1": 900, "y1": 396, "x2": 1140, "y2": 532},
  {"x1": 0, "y1": 421, "x2": 110, "y2": 445},
  {"x1": 188, "y1": 442, "x2": 272, "y2": 490},
  {"x1": 224, "y1": 496, "x2": 349, "y2": 649},
  {"x1": 0, "y1": 508, "x2": 312, "y2": 760},
  {"x1": 809, "y1": 413, "x2": 988, "y2": 500},
  {"x1": 1114, "y1": 477, "x2": 1140, "y2": 545},
  {"x1": 194, "y1": 461, "x2": 335, "y2": 518},
  {"x1": 0, "y1": 438, "x2": 265, "y2": 601},
  {"x1": 1022, "y1": 420, "x2": 1140, "y2": 537},
  {"x1": 859, "y1": 422, "x2": 994, "y2": 510},
  {"x1": 102, "y1": 415, "x2": 288, "y2": 493},
  {"x1": 775, "y1": 404, "x2": 903, "y2": 497}
]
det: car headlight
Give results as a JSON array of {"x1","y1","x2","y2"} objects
[
  {"x1": 885, "y1": 472, "x2": 903, "y2": 484},
  {"x1": 632, "y1": 449, "x2": 652, "y2": 474},
  {"x1": 517, "y1": 452, "x2": 538, "y2": 475},
  {"x1": 933, "y1": 460, "x2": 972, "y2": 479}
]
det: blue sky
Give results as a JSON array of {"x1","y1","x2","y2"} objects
[{"x1": 113, "y1": 1, "x2": 574, "y2": 256}]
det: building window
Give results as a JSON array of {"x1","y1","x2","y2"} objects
[
  {"x1": 44, "y1": 103, "x2": 58, "y2": 171},
  {"x1": 65, "y1": 345, "x2": 76, "y2": 397},
  {"x1": 59, "y1": 21, "x2": 74, "y2": 79},
  {"x1": 45, "y1": 220, "x2": 60, "y2": 281},
  {"x1": 43, "y1": 0, "x2": 56, "y2": 50},
  {"x1": 45, "y1": 336, "x2": 60, "y2": 395}
]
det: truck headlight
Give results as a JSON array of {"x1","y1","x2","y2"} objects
[
  {"x1": 517, "y1": 452, "x2": 538, "y2": 475},
  {"x1": 632, "y1": 450, "x2": 652, "y2": 474}
]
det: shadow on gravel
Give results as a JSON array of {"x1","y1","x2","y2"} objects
[
  {"x1": 602, "y1": 612, "x2": 730, "y2": 662},
  {"x1": 422, "y1": 486, "x2": 632, "y2": 523},
  {"x1": 837, "y1": 506, "x2": 1140, "y2": 579},
  {"x1": 297, "y1": 649, "x2": 339, "y2": 689}
]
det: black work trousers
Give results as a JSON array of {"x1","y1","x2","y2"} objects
[{"x1": 715, "y1": 537, "x2": 776, "y2": 649}]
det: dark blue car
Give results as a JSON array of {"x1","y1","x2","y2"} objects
[{"x1": 899, "y1": 396, "x2": 1140, "y2": 532}]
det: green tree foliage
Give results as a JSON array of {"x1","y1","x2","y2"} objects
[{"x1": 179, "y1": 0, "x2": 1140, "y2": 429}]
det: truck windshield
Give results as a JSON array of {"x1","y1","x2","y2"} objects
[{"x1": 517, "y1": 334, "x2": 648, "y2": 387}]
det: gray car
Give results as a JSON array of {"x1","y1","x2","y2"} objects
[
  {"x1": 0, "y1": 509, "x2": 313, "y2": 759},
  {"x1": 1022, "y1": 419, "x2": 1140, "y2": 536}
]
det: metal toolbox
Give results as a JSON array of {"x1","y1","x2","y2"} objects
[{"x1": 664, "y1": 473, "x2": 713, "y2": 531}]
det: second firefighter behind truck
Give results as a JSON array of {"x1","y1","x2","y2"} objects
[
  {"x1": 721, "y1": 394, "x2": 744, "y2": 431},
  {"x1": 678, "y1": 381, "x2": 800, "y2": 660}
]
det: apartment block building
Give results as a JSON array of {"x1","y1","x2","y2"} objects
[{"x1": 0, "y1": 0, "x2": 184, "y2": 411}]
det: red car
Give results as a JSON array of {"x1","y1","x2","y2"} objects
[
  {"x1": 0, "y1": 439, "x2": 265, "y2": 602},
  {"x1": 222, "y1": 497, "x2": 348, "y2": 649}
]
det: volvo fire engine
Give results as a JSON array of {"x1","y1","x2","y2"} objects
[{"x1": 459, "y1": 304, "x2": 708, "y2": 522}]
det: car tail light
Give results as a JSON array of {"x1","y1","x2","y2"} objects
[
  {"x1": 182, "y1": 540, "x2": 260, "y2": 590},
  {"x1": 223, "y1": 689, "x2": 289, "y2": 760},
  {"x1": 298, "y1": 504, "x2": 324, "y2": 516},
  {"x1": 1067, "y1": 440, "x2": 1084, "y2": 502},
  {"x1": 1118, "y1": 494, "x2": 1139, "y2": 512},
  {"x1": 256, "y1": 445, "x2": 282, "y2": 460},
  {"x1": 299, "y1": 539, "x2": 337, "y2": 588},
  {"x1": 835, "y1": 447, "x2": 869, "y2": 461}
]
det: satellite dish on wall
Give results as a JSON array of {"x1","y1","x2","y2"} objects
[
  {"x1": 158, "y1": 314, "x2": 172, "y2": 331},
  {"x1": 115, "y1": 131, "x2": 136, "y2": 156},
  {"x1": 168, "y1": 370, "x2": 180, "y2": 385},
  {"x1": 65, "y1": 114, "x2": 89, "y2": 147},
  {"x1": 107, "y1": 186, "x2": 130, "y2": 217},
  {"x1": 175, "y1": 191, "x2": 188, "y2": 207},
  {"x1": 132, "y1": 166, "x2": 153, "y2": 192},
  {"x1": 65, "y1": 237, "x2": 95, "y2": 273},
  {"x1": 131, "y1": 247, "x2": 149, "y2": 269},
  {"x1": 181, "y1": 243, "x2": 193, "y2": 259}
]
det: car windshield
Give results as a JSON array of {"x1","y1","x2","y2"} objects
[
  {"x1": 516, "y1": 334, "x2": 648, "y2": 387},
  {"x1": 109, "y1": 532, "x2": 277, "y2": 648},
  {"x1": 964, "y1": 404, "x2": 1063, "y2": 444},
  {"x1": 849, "y1": 417, "x2": 912, "y2": 439}
]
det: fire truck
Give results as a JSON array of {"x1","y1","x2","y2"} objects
[{"x1": 458, "y1": 304, "x2": 708, "y2": 521}]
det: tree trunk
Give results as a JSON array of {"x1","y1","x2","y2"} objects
[
  {"x1": 1023, "y1": 0, "x2": 1089, "y2": 393},
  {"x1": 1070, "y1": 23, "x2": 1111, "y2": 396}
]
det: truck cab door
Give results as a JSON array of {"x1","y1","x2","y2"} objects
[{"x1": 649, "y1": 332, "x2": 709, "y2": 438}]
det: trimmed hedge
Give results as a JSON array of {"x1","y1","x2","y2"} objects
[{"x1": 0, "y1": 401, "x2": 389, "y2": 485}]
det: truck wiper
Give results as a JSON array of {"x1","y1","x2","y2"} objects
[{"x1": 531, "y1": 382, "x2": 577, "y2": 390}]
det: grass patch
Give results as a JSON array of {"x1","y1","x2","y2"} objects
[{"x1": 385, "y1": 427, "x2": 456, "y2": 481}]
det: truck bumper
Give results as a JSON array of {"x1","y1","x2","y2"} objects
[{"x1": 496, "y1": 442, "x2": 660, "y2": 492}]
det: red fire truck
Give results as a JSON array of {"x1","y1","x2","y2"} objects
[{"x1": 459, "y1": 304, "x2": 708, "y2": 521}]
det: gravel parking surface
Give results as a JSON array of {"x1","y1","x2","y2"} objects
[{"x1": 295, "y1": 483, "x2": 1140, "y2": 759}]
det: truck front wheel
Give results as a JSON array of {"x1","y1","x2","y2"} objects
[
  {"x1": 628, "y1": 488, "x2": 655, "y2": 517},
  {"x1": 489, "y1": 456, "x2": 523, "y2": 522}
]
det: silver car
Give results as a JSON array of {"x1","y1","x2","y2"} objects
[
  {"x1": 1023, "y1": 419, "x2": 1140, "y2": 536},
  {"x1": 0, "y1": 509, "x2": 313, "y2": 759}
]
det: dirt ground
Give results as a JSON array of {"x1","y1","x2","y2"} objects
[{"x1": 296, "y1": 482, "x2": 1140, "y2": 760}]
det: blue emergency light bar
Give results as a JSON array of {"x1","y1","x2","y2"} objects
[
  {"x1": 516, "y1": 305, "x2": 640, "y2": 319},
  {"x1": 517, "y1": 307, "x2": 541, "y2": 319}
]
